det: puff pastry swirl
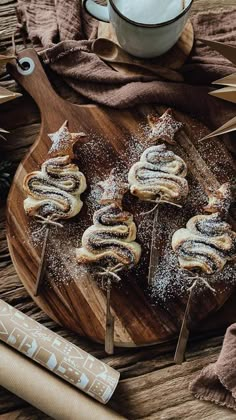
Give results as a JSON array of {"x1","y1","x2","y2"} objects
[
  {"x1": 23, "y1": 155, "x2": 87, "y2": 220},
  {"x1": 172, "y1": 213, "x2": 236, "y2": 274},
  {"x1": 128, "y1": 144, "x2": 188, "y2": 202},
  {"x1": 76, "y1": 203, "x2": 141, "y2": 267}
]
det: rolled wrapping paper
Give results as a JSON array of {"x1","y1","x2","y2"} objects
[
  {"x1": 0, "y1": 343, "x2": 125, "y2": 420},
  {"x1": 0, "y1": 300, "x2": 120, "y2": 404}
]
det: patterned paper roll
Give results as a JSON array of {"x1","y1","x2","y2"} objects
[
  {"x1": 0, "y1": 343, "x2": 125, "y2": 419},
  {"x1": 0, "y1": 300, "x2": 120, "y2": 404}
]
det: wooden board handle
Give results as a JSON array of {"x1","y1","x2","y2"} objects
[{"x1": 7, "y1": 49, "x2": 63, "y2": 124}]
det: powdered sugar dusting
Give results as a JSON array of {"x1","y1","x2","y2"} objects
[{"x1": 26, "y1": 112, "x2": 236, "y2": 306}]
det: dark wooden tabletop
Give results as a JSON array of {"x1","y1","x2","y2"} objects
[{"x1": 0, "y1": 0, "x2": 236, "y2": 418}]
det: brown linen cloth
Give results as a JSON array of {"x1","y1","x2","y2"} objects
[
  {"x1": 17, "y1": 0, "x2": 236, "y2": 133},
  {"x1": 190, "y1": 323, "x2": 236, "y2": 410}
]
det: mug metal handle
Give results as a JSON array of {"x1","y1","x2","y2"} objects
[{"x1": 82, "y1": 0, "x2": 110, "y2": 22}]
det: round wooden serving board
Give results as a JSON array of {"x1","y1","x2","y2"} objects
[
  {"x1": 6, "y1": 48, "x2": 236, "y2": 347},
  {"x1": 98, "y1": 19, "x2": 194, "y2": 76}
]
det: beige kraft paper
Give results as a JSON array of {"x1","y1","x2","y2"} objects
[
  {"x1": 0, "y1": 342, "x2": 125, "y2": 420},
  {"x1": 0, "y1": 299, "x2": 120, "y2": 404}
]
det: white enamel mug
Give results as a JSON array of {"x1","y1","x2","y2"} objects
[{"x1": 82, "y1": 0, "x2": 194, "y2": 58}]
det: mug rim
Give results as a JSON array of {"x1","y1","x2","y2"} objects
[{"x1": 109, "y1": 0, "x2": 194, "y2": 28}]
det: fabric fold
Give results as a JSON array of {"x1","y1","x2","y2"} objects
[
  {"x1": 190, "y1": 324, "x2": 236, "y2": 411},
  {"x1": 17, "y1": 0, "x2": 236, "y2": 133}
]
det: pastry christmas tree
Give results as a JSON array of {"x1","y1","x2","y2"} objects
[
  {"x1": 128, "y1": 143, "x2": 188, "y2": 205},
  {"x1": 172, "y1": 183, "x2": 236, "y2": 275},
  {"x1": 172, "y1": 183, "x2": 236, "y2": 364},
  {"x1": 24, "y1": 155, "x2": 86, "y2": 224},
  {"x1": 76, "y1": 171, "x2": 141, "y2": 354},
  {"x1": 128, "y1": 109, "x2": 188, "y2": 285},
  {"x1": 23, "y1": 122, "x2": 87, "y2": 295}
]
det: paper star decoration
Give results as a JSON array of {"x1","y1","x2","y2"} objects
[
  {"x1": 48, "y1": 120, "x2": 86, "y2": 157},
  {"x1": 98, "y1": 170, "x2": 128, "y2": 205},
  {"x1": 148, "y1": 108, "x2": 183, "y2": 145},
  {"x1": 199, "y1": 39, "x2": 236, "y2": 141}
]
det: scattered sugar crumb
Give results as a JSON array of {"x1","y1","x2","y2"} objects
[{"x1": 26, "y1": 116, "x2": 236, "y2": 304}]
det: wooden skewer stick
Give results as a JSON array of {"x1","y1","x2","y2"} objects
[
  {"x1": 174, "y1": 285, "x2": 194, "y2": 364},
  {"x1": 98, "y1": 263, "x2": 123, "y2": 354},
  {"x1": 34, "y1": 227, "x2": 50, "y2": 296},
  {"x1": 148, "y1": 207, "x2": 160, "y2": 286},
  {"x1": 182, "y1": 0, "x2": 185, "y2": 10},
  {"x1": 174, "y1": 277, "x2": 216, "y2": 364},
  {"x1": 105, "y1": 279, "x2": 115, "y2": 355}
]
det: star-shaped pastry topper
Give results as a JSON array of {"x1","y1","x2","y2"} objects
[
  {"x1": 48, "y1": 120, "x2": 86, "y2": 158},
  {"x1": 98, "y1": 170, "x2": 128, "y2": 206},
  {"x1": 148, "y1": 108, "x2": 183, "y2": 145},
  {"x1": 204, "y1": 183, "x2": 232, "y2": 218}
]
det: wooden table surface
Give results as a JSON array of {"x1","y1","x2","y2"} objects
[{"x1": 0, "y1": 0, "x2": 236, "y2": 419}]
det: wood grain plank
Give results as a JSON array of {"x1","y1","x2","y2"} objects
[
  {"x1": 5, "y1": 48, "x2": 236, "y2": 349},
  {"x1": 1, "y1": 1, "x2": 236, "y2": 419}
]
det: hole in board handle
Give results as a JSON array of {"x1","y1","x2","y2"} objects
[{"x1": 17, "y1": 57, "x2": 35, "y2": 75}]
